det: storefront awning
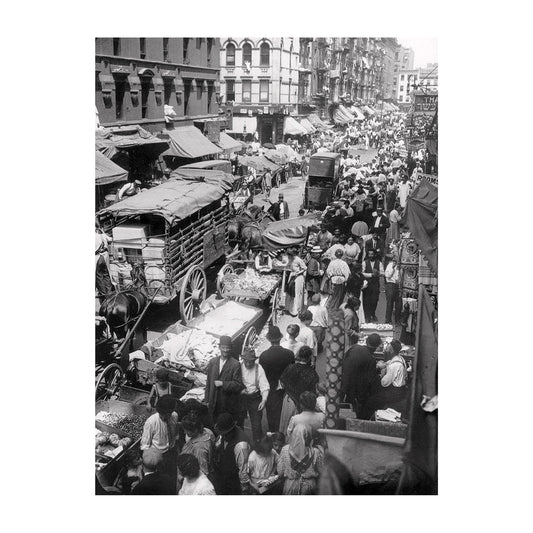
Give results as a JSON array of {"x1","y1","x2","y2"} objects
[
  {"x1": 362, "y1": 105, "x2": 376, "y2": 116},
  {"x1": 160, "y1": 125, "x2": 222, "y2": 158},
  {"x1": 215, "y1": 131, "x2": 244, "y2": 153},
  {"x1": 349, "y1": 106, "x2": 365, "y2": 120},
  {"x1": 96, "y1": 125, "x2": 169, "y2": 159},
  {"x1": 339, "y1": 105, "x2": 355, "y2": 122},
  {"x1": 333, "y1": 108, "x2": 350, "y2": 125},
  {"x1": 307, "y1": 113, "x2": 332, "y2": 130},
  {"x1": 95, "y1": 151, "x2": 128, "y2": 186},
  {"x1": 299, "y1": 117, "x2": 316, "y2": 134},
  {"x1": 228, "y1": 116, "x2": 257, "y2": 135},
  {"x1": 283, "y1": 116, "x2": 309, "y2": 136}
]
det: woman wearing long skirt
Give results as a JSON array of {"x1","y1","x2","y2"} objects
[{"x1": 285, "y1": 250, "x2": 307, "y2": 317}]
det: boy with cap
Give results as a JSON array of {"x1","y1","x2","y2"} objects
[
  {"x1": 258, "y1": 326, "x2": 295, "y2": 432},
  {"x1": 238, "y1": 348, "x2": 270, "y2": 442},
  {"x1": 204, "y1": 336, "x2": 244, "y2": 423},
  {"x1": 308, "y1": 294, "x2": 328, "y2": 353}
]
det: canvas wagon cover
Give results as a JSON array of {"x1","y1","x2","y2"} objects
[
  {"x1": 99, "y1": 170, "x2": 234, "y2": 224},
  {"x1": 261, "y1": 214, "x2": 320, "y2": 251}
]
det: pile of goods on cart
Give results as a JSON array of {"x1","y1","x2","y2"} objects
[{"x1": 221, "y1": 268, "x2": 280, "y2": 300}]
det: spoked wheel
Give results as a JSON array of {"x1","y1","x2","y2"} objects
[
  {"x1": 216, "y1": 264, "x2": 234, "y2": 298},
  {"x1": 242, "y1": 326, "x2": 258, "y2": 355},
  {"x1": 95, "y1": 363, "x2": 123, "y2": 402},
  {"x1": 180, "y1": 265, "x2": 207, "y2": 324},
  {"x1": 271, "y1": 288, "x2": 283, "y2": 326}
]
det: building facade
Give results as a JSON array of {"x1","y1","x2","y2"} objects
[
  {"x1": 219, "y1": 38, "x2": 300, "y2": 143},
  {"x1": 95, "y1": 38, "x2": 223, "y2": 134},
  {"x1": 397, "y1": 63, "x2": 438, "y2": 107}
]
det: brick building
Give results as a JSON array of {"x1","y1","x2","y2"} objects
[{"x1": 95, "y1": 38, "x2": 224, "y2": 134}]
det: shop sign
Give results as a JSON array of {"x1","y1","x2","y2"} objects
[{"x1": 413, "y1": 93, "x2": 437, "y2": 115}]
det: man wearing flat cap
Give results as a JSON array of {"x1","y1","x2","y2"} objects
[
  {"x1": 237, "y1": 348, "x2": 270, "y2": 442},
  {"x1": 204, "y1": 336, "x2": 244, "y2": 422},
  {"x1": 131, "y1": 448, "x2": 175, "y2": 495}
]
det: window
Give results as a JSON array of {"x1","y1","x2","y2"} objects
[
  {"x1": 395, "y1": 52, "x2": 399, "y2": 60},
  {"x1": 259, "y1": 80, "x2": 269, "y2": 102},
  {"x1": 242, "y1": 43, "x2": 252, "y2": 65},
  {"x1": 400, "y1": 85, "x2": 404, "y2": 91},
  {"x1": 399, "y1": 95, "x2": 403, "y2": 102},
  {"x1": 197, "y1": 80, "x2": 204, "y2": 100},
  {"x1": 183, "y1": 38, "x2": 189, "y2": 62},
  {"x1": 113, "y1": 38, "x2": 121, "y2": 56},
  {"x1": 288, "y1": 80, "x2": 291, "y2": 103},
  {"x1": 141, "y1": 78, "x2": 151, "y2": 118},
  {"x1": 115, "y1": 79, "x2": 126, "y2": 119},
  {"x1": 140, "y1": 38, "x2": 146, "y2": 59},
  {"x1": 184, "y1": 80, "x2": 191, "y2": 114},
  {"x1": 196, "y1": 38, "x2": 202, "y2": 49},
  {"x1": 242, "y1": 79, "x2": 251, "y2": 103},
  {"x1": 164, "y1": 79, "x2": 174, "y2": 105},
  {"x1": 400, "y1": 74, "x2": 404, "y2": 81},
  {"x1": 226, "y1": 79, "x2": 235, "y2": 102},
  {"x1": 163, "y1": 38, "x2": 169, "y2": 61},
  {"x1": 226, "y1": 43, "x2": 235, "y2": 66},
  {"x1": 289, "y1": 43, "x2": 293, "y2": 70},
  {"x1": 207, "y1": 38, "x2": 213, "y2": 62},
  {"x1": 260, "y1": 42, "x2": 270, "y2": 66}
]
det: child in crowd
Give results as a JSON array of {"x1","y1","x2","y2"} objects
[
  {"x1": 148, "y1": 368, "x2": 172, "y2": 409},
  {"x1": 247, "y1": 436, "x2": 281, "y2": 494},
  {"x1": 268, "y1": 432, "x2": 286, "y2": 455}
]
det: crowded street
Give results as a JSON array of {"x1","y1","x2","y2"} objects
[{"x1": 94, "y1": 36, "x2": 438, "y2": 496}]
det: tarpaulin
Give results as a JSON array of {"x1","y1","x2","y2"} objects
[
  {"x1": 338, "y1": 105, "x2": 355, "y2": 122},
  {"x1": 96, "y1": 125, "x2": 169, "y2": 159},
  {"x1": 349, "y1": 106, "x2": 365, "y2": 120},
  {"x1": 261, "y1": 214, "x2": 321, "y2": 251},
  {"x1": 215, "y1": 131, "x2": 244, "y2": 153},
  {"x1": 333, "y1": 108, "x2": 351, "y2": 125},
  {"x1": 398, "y1": 285, "x2": 438, "y2": 494},
  {"x1": 404, "y1": 178, "x2": 438, "y2": 273},
  {"x1": 95, "y1": 151, "x2": 128, "y2": 186},
  {"x1": 98, "y1": 170, "x2": 234, "y2": 224},
  {"x1": 160, "y1": 125, "x2": 222, "y2": 158},
  {"x1": 308, "y1": 113, "x2": 332, "y2": 130},
  {"x1": 275, "y1": 144, "x2": 302, "y2": 162},
  {"x1": 283, "y1": 116, "x2": 309, "y2": 136},
  {"x1": 264, "y1": 149, "x2": 288, "y2": 165},
  {"x1": 299, "y1": 117, "x2": 316, "y2": 133}
]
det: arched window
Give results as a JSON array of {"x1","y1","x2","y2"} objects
[
  {"x1": 242, "y1": 43, "x2": 252, "y2": 65},
  {"x1": 260, "y1": 42, "x2": 270, "y2": 67},
  {"x1": 226, "y1": 43, "x2": 235, "y2": 66}
]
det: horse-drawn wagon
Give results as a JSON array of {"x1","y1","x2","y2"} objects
[{"x1": 97, "y1": 169, "x2": 234, "y2": 322}]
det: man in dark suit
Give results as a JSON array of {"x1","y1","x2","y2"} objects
[
  {"x1": 258, "y1": 325, "x2": 295, "y2": 432},
  {"x1": 362, "y1": 249, "x2": 383, "y2": 323},
  {"x1": 370, "y1": 207, "x2": 390, "y2": 252},
  {"x1": 131, "y1": 448, "x2": 175, "y2": 495},
  {"x1": 270, "y1": 193, "x2": 290, "y2": 221},
  {"x1": 364, "y1": 230, "x2": 383, "y2": 260},
  {"x1": 341, "y1": 333, "x2": 382, "y2": 419},
  {"x1": 204, "y1": 336, "x2": 244, "y2": 423}
]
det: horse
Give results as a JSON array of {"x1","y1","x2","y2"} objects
[
  {"x1": 98, "y1": 262, "x2": 149, "y2": 368},
  {"x1": 228, "y1": 206, "x2": 275, "y2": 253}
]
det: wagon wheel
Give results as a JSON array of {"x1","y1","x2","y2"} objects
[
  {"x1": 95, "y1": 363, "x2": 123, "y2": 402},
  {"x1": 271, "y1": 288, "x2": 283, "y2": 326},
  {"x1": 180, "y1": 265, "x2": 207, "y2": 325},
  {"x1": 242, "y1": 326, "x2": 258, "y2": 355},
  {"x1": 216, "y1": 264, "x2": 234, "y2": 298}
]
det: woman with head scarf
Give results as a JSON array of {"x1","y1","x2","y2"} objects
[{"x1": 277, "y1": 423, "x2": 324, "y2": 495}]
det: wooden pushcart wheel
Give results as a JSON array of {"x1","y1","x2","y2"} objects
[
  {"x1": 272, "y1": 288, "x2": 282, "y2": 326},
  {"x1": 216, "y1": 264, "x2": 234, "y2": 298},
  {"x1": 95, "y1": 363, "x2": 123, "y2": 402},
  {"x1": 180, "y1": 265, "x2": 207, "y2": 324},
  {"x1": 242, "y1": 326, "x2": 258, "y2": 355}
]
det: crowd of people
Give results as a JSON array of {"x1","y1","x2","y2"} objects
[{"x1": 97, "y1": 109, "x2": 421, "y2": 496}]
